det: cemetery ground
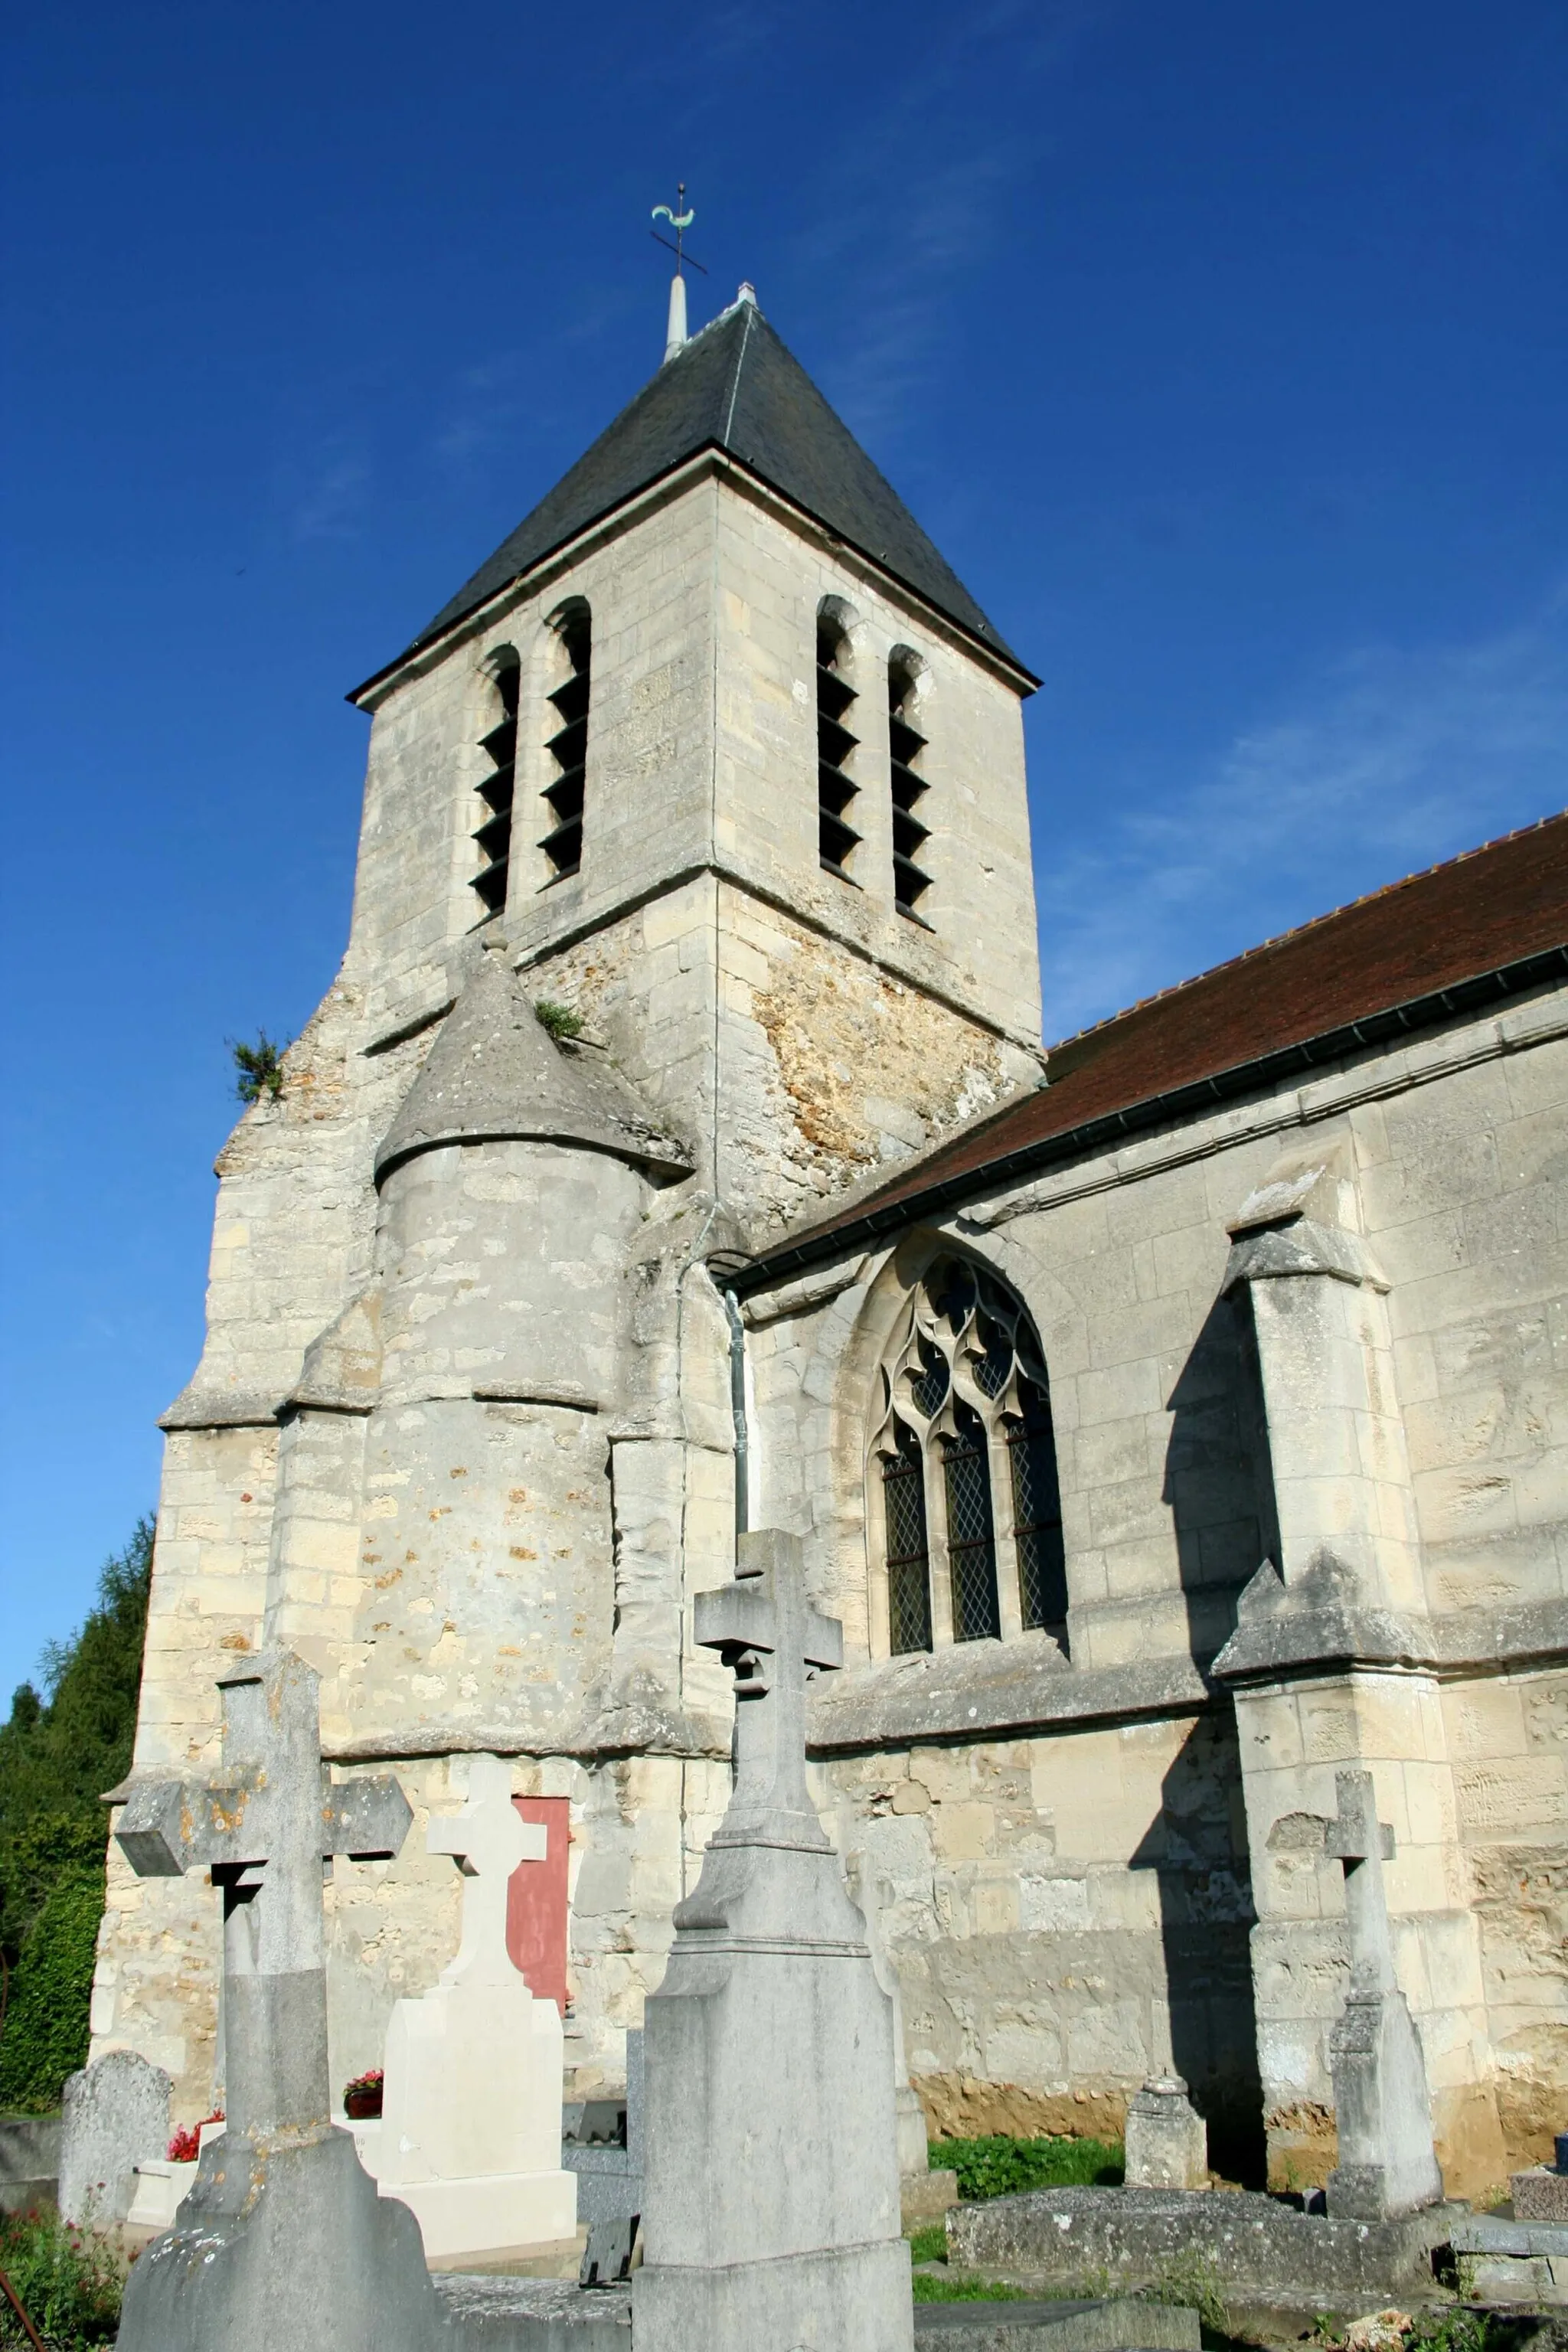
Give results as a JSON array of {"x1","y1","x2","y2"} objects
[{"x1": 2, "y1": 2131, "x2": 1566, "y2": 2351}]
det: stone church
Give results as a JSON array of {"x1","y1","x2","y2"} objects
[{"x1": 93, "y1": 285, "x2": 1568, "y2": 2199}]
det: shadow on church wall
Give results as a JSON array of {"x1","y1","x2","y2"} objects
[
  {"x1": 1160, "y1": 1286, "x2": 1276, "y2": 1668},
  {"x1": 1131, "y1": 1714, "x2": 1267, "y2": 2187}
]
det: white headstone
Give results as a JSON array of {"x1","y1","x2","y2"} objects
[{"x1": 375, "y1": 1753, "x2": 577, "y2": 2266}]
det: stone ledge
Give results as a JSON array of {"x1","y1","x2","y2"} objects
[
  {"x1": 912, "y1": 2299, "x2": 1198, "y2": 2350},
  {"x1": 1452, "y1": 2212, "x2": 1568, "y2": 2259},
  {"x1": 949, "y1": 2185, "x2": 1458, "y2": 2308},
  {"x1": 158, "y1": 1387, "x2": 284, "y2": 1431},
  {"x1": 806, "y1": 1645, "x2": 1211, "y2": 1756},
  {"x1": 1213, "y1": 1580, "x2": 1568, "y2": 1687}
]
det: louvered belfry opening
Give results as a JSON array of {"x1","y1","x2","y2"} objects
[
  {"x1": 816, "y1": 615, "x2": 861, "y2": 878},
  {"x1": 472, "y1": 655, "x2": 521, "y2": 917},
  {"x1": 889, "y1": 658, "x2": 932, "y2": 919},
  {"x1": 541, "y1": 606, "x2": 591, "y2": 880}
]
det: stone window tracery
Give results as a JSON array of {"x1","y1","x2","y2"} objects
[{"x1": 869, "y1": 1256, "x2": 1069, "y2": 1658}]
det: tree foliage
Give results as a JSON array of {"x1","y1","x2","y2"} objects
[{"x1": 0, "y1": 1519, "x2": 153, "y2": 2111}]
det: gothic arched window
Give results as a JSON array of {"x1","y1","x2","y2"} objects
[
  {"x1": 869, "y1": 1256, "x2": 1068, "y2": 1658},
  {"x1": 472, "y1": 649, "x2": 520, "y2": 917},
  {"x1": 541, "y1": 601, "x2": 590, "y2": 881}
]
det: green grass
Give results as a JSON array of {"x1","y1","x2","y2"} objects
[
  {"x1": 0, "y1": 2210, "x2": 124, "y2": 2347},
  {"x1": 913, "y1": 2275, "x2": 1029, "y2": 2303},
  {"x1": 907, "y1": 2223, "x2": 948, "y2": 2265},
  {"x1": 932, "y1": 2132, "x2": 1124, "y2": 2200}
]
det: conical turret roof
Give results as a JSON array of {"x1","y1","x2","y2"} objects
[
  {"x1": 374, "y1": 950, "x2": 692, "y2": 1183},
  {"x1": 367, "y1": 296, "x2": 1026, "y2": 684}
]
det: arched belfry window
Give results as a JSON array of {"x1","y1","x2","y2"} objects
[
  {"x1": 816, "y1": 605, "x2": 861, "y2": 879},
  {"x1": 472, "y1": 650, "x2": 521, "y2": 917},
  {"x1": 869, "y1": 1256, "x2": 1068, "y2": 1658},
  {"x1": 541, "y1": 602, "x2": 590, "y2": 881},
  {"x1": 887, "y1": 652, "x2": 931, "y2": 920}
]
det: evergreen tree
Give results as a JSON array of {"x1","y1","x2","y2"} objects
[{"x1": 0, "y1": 1518, "x2": 153, "y2": 2110}]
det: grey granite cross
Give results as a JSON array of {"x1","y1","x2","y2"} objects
[
  {"x1": 1325, "y1": 1766, "x2": 1398, "y2": 1991},
  {"x1": 1322, "y1": 1766, "x2": 1442, "y2": 2220},
  {"x1": 694, "y1": 1526, "x2": 844, "y2": 1853},
  {"x1": 116, "y1": 1646, "x2": 412, "y2": 2145},
  {"x1": 113, "y1": 1648, "x2": 445, "y2": 2350}
]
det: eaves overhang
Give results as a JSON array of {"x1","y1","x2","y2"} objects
[{"x1": 726, "y1": 942, "x2": 1568, "y2": 1299}]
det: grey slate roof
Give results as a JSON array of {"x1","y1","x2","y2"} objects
[
  {"x1": 393, "y1": 297, "x2": 1026, "y2": 675},
  {"x1": 375, "y1": 949, "x2": 693, "y2": 1183}
]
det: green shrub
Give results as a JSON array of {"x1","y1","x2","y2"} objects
[
  {"x1": 1138, "y1": 2252, "x2": 1228, "y2": 2335},
  {"x1": 230, "y1": 1033, "x2": 289, "y2": 1104},
  {"x1": 933, "y1": 2132, "x2": 1124, "y2": 2200},
  {"x1": 0, "y1": 1864, "x2": 103, "y2": 2111},
  {"x1": 534, "y1": 998, "x2": 585, "y2": 1044},
  {"x1": 0, "y1": 2208, "x2": 123, "y2": 2347}
]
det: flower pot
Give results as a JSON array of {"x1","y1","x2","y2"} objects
[{"x1": 345, "y1": 2085, "x2": 383, "y2": 2119}]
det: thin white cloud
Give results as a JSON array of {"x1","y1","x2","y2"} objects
[{"x1": 1036, "y1": 585, "x2": 1568, "y2": 1042}]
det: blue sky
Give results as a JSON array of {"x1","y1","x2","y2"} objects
[{"x1": 2, "y1": 0, "x2": 1565, "y2": 1695}]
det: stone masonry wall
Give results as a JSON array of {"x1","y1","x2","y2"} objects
[{"x1": 748, "y1": 984, "x2": 1568, "y2": 2194}]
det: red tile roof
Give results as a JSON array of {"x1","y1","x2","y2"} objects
[{"x1": 741, "y1": 812, "x2": 1568, "y2": 1281}]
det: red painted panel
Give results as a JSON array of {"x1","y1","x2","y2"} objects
[{"x1": 506, "y1": 1795, "x2": 570, "y2": 2014}]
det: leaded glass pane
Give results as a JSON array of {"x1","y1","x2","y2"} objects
[
  {"x1": 942, "y1": 1402, "x2": 1000, "y2": 1642},
  {"x1": 910, "y1": 1339, "x2": 949, "y2": 1419},
  {"x1": 974, "y1": 1314, "x2": 1013, "y2": 1399},
  {"x1": 1008, "y1": 1380, "x2": 1067, "y2": 1629},
  {"x1": 881, "y1": 1423, "x2": 932, "y2": 1655}
]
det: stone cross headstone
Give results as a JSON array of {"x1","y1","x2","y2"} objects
[
  {"x1": 1324, "y1": 1767, "x2": 1443, "y2": 2220},
  {"x1": 110, "y1": 1646, "x2": 444, "y2": 2352},
  {"x1": 377, "y1": 1753, "x2": 577, "y2": 2265},
  {"x1": 632, "y1": 1528, "x2": 913, "y2": 2352}
]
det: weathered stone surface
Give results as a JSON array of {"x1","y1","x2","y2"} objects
[
  {"x1": 1513, "y1": 2166, "x2": 1568, "y2": 2222},
  {"x1": 1124, "y1": 2079, "x2": 1208, "y2": 2190},
  {"x1": 433, "y1": 2273, "x2": 631, "y2": 2346},
  {"x1": 117, "y1": 2128, "x2": 443, "y2": 2352},
  {"x1": 58, "y1": 2048, "x2": 168, "y2": 2225},
  {"x1": 0, "y1": 2115, "x2": 60, "y2": 2213},
  {"x1": 948, "y1": 2184, "x2": 1456, "y2": 2306}
]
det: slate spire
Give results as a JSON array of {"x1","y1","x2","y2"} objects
[{"x1": 383, "y1": 293, "x2": 1023, "y2": 678}]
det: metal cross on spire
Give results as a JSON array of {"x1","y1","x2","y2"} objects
[{"x1": 652, "y1": 182, "x2": 707, "y2": 364}]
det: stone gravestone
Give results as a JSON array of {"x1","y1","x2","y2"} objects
[
  {"x1": 111, "y1": 1646, "x2": 446, "y2": 2352},
  {"x1": 377, "y1": 1752, "x2": 577, "y2": 2265},
  {"x1": 564, "y1": 2025, "x2": 644, "y2": 2237},
  {"x1": 58, "y1": 2047, "x2": 170, "y2": 2225},
  {"x1": 1124, "y1": 2078, "x2": 1208, "y2": 2192},
  {"x1": 1325, "y1": 1768, "x2": 1443, "y2": 2221},
  {"x1": 632, "y1": 1528, "x2": 913, "y2": 2352}
]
